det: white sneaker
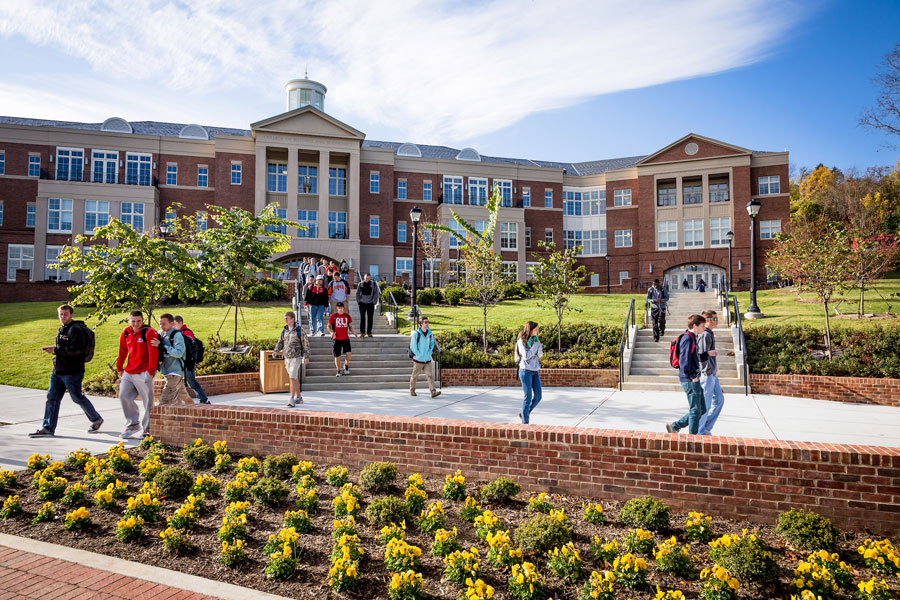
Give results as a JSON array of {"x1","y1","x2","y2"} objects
[
  {"x1": 120, "y1": 425, "x2": 141, "y2": 439},
  {"x1": 343, "y1": 366, "x2": 350, "y2": 375},
  {"x1": 334, "y1": 371, "x2": 342, "y2": 377}
]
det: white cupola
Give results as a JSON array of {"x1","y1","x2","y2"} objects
[{"x1": 284, "y1": 72, "x2": 326, "y2": 112}]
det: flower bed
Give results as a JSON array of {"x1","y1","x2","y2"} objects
[{"x1": 1, "y1": 444, "x2": 898, "y2": 599}]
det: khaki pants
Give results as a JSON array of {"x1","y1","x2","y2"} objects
[
  {"x1": 158, "y1": 374, "x2": 188, "y2": 406},
  {"x1": 410, "y1": 361, "x2": 435, "y2": 394}
]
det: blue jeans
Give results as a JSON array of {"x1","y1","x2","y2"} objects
[
  {"x1": 309, "y1": 304, "x2": 325, "y2": 334},
  {"x1": 672, "y1": 380, "x2": 706, "y2": 434},
  {"x1": 42, "y1": 372, "x2": 102, "y2": 434},
  {"x1": 519, "y1": 369, "x2": 542, "y2": 424},
  {"x1": 697, "y1": 373, "x2": 725, "y2": 435},
  {"x1": 184, "y1": 369, "x2": 208, "y2": 402}
]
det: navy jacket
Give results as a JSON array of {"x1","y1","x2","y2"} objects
[{"x1": 678, "y1": 330, "x2": 701, "y2": 382}]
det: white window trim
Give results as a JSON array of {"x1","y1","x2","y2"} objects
[
  {"x1": 397, "y1": 221, "x2": 407, "y2": 243},
  {"x1": 500, "y1": 222, "x2": 518, "y2": 250},
  {"x1": 709, "y1": 217, "x2": 732, "y2": 247},
  {"x1": 657, "y1": 221, "x2": 678, "y2": 250},
  {"x1": 84, "y1": 200, "x2": 110, "y2": 234},
  {"x1": 230, "y1": 161, "x2": 242, "y2": 185},
  {"x1": 395, "y1": 257, "x2": 413, "y2": 276},
  {"x1": 758, "y1": 175, "x2": 781, "y2": 195},
  {"x1": 125, "y1": 152, "x2": 152, "y2": 186},
  {"x1": 28, "y1": 154, "x2": 41, "y2": 177},
  {"x1": 26, "y1": 203, "x2": 36, "y2": 228},
  {"x1": 47, "y1": 198, "x2": 73, "y2": 233},
  {"x1": 45, "y1": 245, "x2": 64, "y2": 281},
  {"x1": 370, "y1": 172, "x2": 380, "y2": 194},
  {"x1": 55, "y1": 147, "x2": 85, "y2": 181},
  {"x1": 90, "y1": 149, "x2": 119, "y2": 184},
  {"x1": 614, "y1": 229, "x2": 633, "y2": 248},
  {"x1": 369, "y1": 215, "x2": 380, "y2": 238},
  {"x1": 197, "y1": 165, "x2": 209, "y2": 188},
  {"x1": 683, "y1": 219, "x2": 704, "y2": 248},
  {"x1": 397, "y1": 178, "x2": 407, "y2": 199},
  {"x1": 7, "y1": 244, "x2": 34, "y2": 281},
  {"x1": 613, "y1": 188, "x2": 632, "y2": 207},
  {"x1": 760, "y1": 219, "x2": 782, "y2": 240}
]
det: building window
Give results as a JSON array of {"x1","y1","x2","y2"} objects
[
  {"x1": 683, "y1": 183, "x2": 702, "y2": 205},
  {"x1": 91, "y1": 151, "x2": 117, "y2": 184},
  {"x1": 166, "y1": 165, "x2": 177, "y2": 186},
  {"x1": 397, "y1": 221, "x2": 407, "y2": 243},
  {"x1": 614, "y1": 229, "x2": 632, "y2": 248},
  {"x1": 329, "y1": 168, "x2": 347, "y2": 196},
  {"x1": 448, "y1": 221, "x2": 466, "y2": 248},
  {"x1": 120, "y1": 202, "x2": 144, "y2": 232},
  {"x1": 56, "y1": 148, "x2": 84, "y2": 181},
  {"x1": 493, "y1": 179, "x2": 512, "y2": 207},
  {"x1": 758, "y1": 176, "x2": 781, "y2": 195},
  {"x1": 544, "y1": 190, "x2": 552, "y2": 208},
  {"x1": 500, "y1": 222, "x2": 517, "y2": 250},
  {"x1": 443, "y1": 176, "x2": 463, "y2": 204},
  {"x1": 525, "y1": 227, "x2": 531, "y2": 248},
  {"x1": 369, "y1": 216, "x2": 380, "y2": 238},
  {"x1": 613, "y1": 189, "x2": 632, "y2": 207},
  {"x1": 564, "y1": 191, "x2": 582, "y2": 216},
  {"x1": 501, "y1": 261, "x2": 517, "y2": 279},
  {"x1": 164, "y1": 208, "x2": 177, "y2": 227},
  {"x1": 197, "y1": 167, "x2": 208, "y2": 188},
  {"x1": 563, "y1": 230, "x2": 600, "y2": 255},
  {"x1": 298, "y1": 165, "x2": 318, "y2": 194},
  {"x1": 196, "y1": 212, "x2": 208, "y2": 232},
  {"x1": 231, "y1": 163, "x2": 242, "y2": 185},
  {"x1": 398, "y1": 179, "x2": 407, "y2": 199},
  {"x1": 267, "y1": 163, "x2": 287, "y2": 192},
  {"x1": 586, "y1": 190, "x2": 601, "y2": 215},
  {"x1": 297, "y1": 209, "x2": 317, "y2": 238},
  {"x1": 396, "y1": 257, "x2": 413, "y2": 276},
  {"x1": 28, "y1": 155, "x2": 41, "y2": 177},
  {"x1": 657, "y1": 185, "x2": 676, "y2": 207},
  {"x1": 370, "y1": 172, "x2": 380, "y2": 194},
  {"x1": 619, "y1": 271, "x2": 629, "y2": 285},
  {"x1": 469, "y1": 177, "x2": 487, "y2": 205},
  {"x1": 266, "y1": 207, "x2": 288, "y2": 234},
  {"x1": 7, "y1": 244, "x2": 34, "y2": 281},
  {"x1": 26, "y1": 204, "x2": 36, "y2": 227},
  {"x1": 657, "y1": 221, "x2": 678, "y2": 249},
  {"x1": 525, "y1": 262, "x2": 538, "y2": 281},
  {"x1": 684, "y1": 219, "x2": 704, "y2": 247},
  {"x1": 760, "y1": 219, "x2": 782, "y2": 239},
  {"x1": 84, "y1": 200, "x2": 109, "y2": 233},
  {"x1": 328, "y1": 211, "x2": 347, "y2": 239},
  {"x1": 710, "y1": 217, "x2": 731, "y2": 246},
  {"x1": 47, "y1": 198, "x2": 73, "y2": 233},
  {"x1": 522, "y1": 188, "x2": 531, "y2": 207},
  {"x1": 423, "y1": 182, "x2": 432, "y2": 201},
  {"x1": 563, "y1": 230, "x2": 582, "y2": 253},
  {"x1": 710, "y1": 182, "x2": 729, "y2": 202},
  {"x1": 544, "y1": 228, "x2": 553, "y2": 245},
  {"x1": 45, "y1": 246, "x2": 64, "y2": 281},
  {"x1": 600, "y1": 230, "x2": 607, "y2": 255},
  {"x1": 125, "y1": 153, "x2": 151, "y2": 186},
  {"x1": 0, "y1": 151, "x2": 4, "y2": 174}
]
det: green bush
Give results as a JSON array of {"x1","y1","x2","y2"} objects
[
  {"x1": 364, "y1": 495, "x2": 411, "y2": 527},
  {"x1": 775, "y1": 508, "x2": 838, "y2": 552},
  {"x1": 382, "y1": 285, "x2": 409, "y2": 307},
  {"x1": 359, "y1": 462, "x2": 397, "y2": 492},
  {"x1": 709, "y1": 532, "x2": 779, "y2": 584},
  {"x1": 444, "y1": 286, "x2": 465, "y2": 306},
  {"x1": 246, "y1": 278, "x2": 286, "y2": 302},
  {"x1": 617, "y1": 495, "x2": 670, "y2": 531},
  {"x1": 83, "y1": 369, "x2": 118, "y2": 395},
  {"x1": 154, "y1": 467, "x2": 194, "y2": 500},
  {"x1": 502, "y1": 281, "x2": 532, "y2": 299},
  {"x1": 263, "y1": 453, "x2": 299, "y2": 480},
  {"x1": 182, "y1": 442, "x2": 216, "y2": 470},
  {"x1": 416, "y1": 288, "x2": 441, "y2": 306},
  {"x1": 250, "y1": 477, "x2": 289, "y2": 508},
  {"x1": 478, "y1": 477, "x2": 520, "y2": 504},
  {"x1": 514, "y1": 513, "x2": 572, "y2": 554}
]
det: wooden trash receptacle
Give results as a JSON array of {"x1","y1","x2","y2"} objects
[{"x1": 260, "y1": 351, "x2": 290, "y2": 393}]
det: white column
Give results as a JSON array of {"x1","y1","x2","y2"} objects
[
  {"x1": 318, "y1": 150, "x2": 330, "y2": 239},
  {"x1": 348, "y1": 150, "x2": 360, "y2": 240},
  {"x1": 33, "y1": 198, "x2": 48, "y2": 281},
  {"x1": 287, "y1": 146, "x2": 299, "y2": 234},
  {"x1": 255, "y1": 143, "x2": 267, "y2": 214},
  {"x1": 676, "y1": 176, "x2": 684, "y2": 247}
]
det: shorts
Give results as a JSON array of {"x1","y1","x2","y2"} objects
[
  {"x1": 332, "y1": 338, "x2": 352, "y2": 357},
  {"x1": 284, "y1": 357, "x2": 303, "y2": 379}
]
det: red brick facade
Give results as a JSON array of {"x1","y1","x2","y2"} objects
[
  {"x1": 750, "y1": 374, "x2": 900, "y2": 408},
  {"x1": 443, "y1": 368, "x2": 618, "y2": 388}
]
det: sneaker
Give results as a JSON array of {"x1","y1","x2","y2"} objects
[
  {"x1": 28, "y1": 429, "x2": 53, "y2": 438},
  {"x1": 88, "y1": 419, "x2": 103, "y2": 433},
  {"x1": 142, "y1": 430, "x2": 151, "y2": 439},
  {"x1": 343, "y1": 366, "x2": 350, "y2": 375},
  {"x1": 199, "y1": 399, "x2": 211, "y2": 405},
  {"x1": 335, "y1": 371, "x2": 342, "y2": 377},
  {"x1": 295, "y1": 396, "x2": 303, "y2": 404},
  {"x1": 410, "y1": 391, "x2": 417, "y2": 397},
  {"x1": 665, "y1": 424, "x2": 675, "y2": 433},
  {"x1": 120, "y1": 425, "x2": 141, "y2": 439},
  {"x1": 431, "y1": 390, "x2": 441, "y2": 398}
]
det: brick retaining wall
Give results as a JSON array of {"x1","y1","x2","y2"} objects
[
  {"x1": 152, "y1": 405, "x2": 900, "y2": 535},
  {"x1": 750, "y1": 374, "x2": 900, "y2": 408},
  {"x1": 150, "y1": 372, "x2": 259, "y2": 398},
  {"x1": 443, "y1": 368, "x2": 618, "y2": 388}
]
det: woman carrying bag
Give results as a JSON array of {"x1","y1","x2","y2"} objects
[{"x1": 514, "y1": 321, "x2": 543, "y2": 424}]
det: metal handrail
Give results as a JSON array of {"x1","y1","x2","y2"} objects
[
  {"x1": 617, "y1": 298, "x2": 636, "y2": 391},
  {"x1": 731, "y1": 294, "x2": 749, "y2": 396}
]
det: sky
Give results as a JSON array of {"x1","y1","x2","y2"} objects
[{"x1": 0, "y1": 0, "x2": 898, "y2": 173}]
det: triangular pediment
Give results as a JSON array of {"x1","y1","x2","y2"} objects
[
  {"x1": 251, "y1": 106, "x2": 365, "y2": 140},
  {"x1": 637, "y1": 134, "x2": 750, "y2": 166}
]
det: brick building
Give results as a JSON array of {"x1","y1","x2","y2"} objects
[{"x1": 0, "y1": 78, "x2": 788, "y2": 299}]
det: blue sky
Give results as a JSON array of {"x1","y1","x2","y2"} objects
[{"x1": 0, "y1": 1, "x2": 897, "y2": 173}]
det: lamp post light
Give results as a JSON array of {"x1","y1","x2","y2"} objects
[
  {"x1": 745, "y1": 200, "x2": 763, "y2": 318},
  {"x1": 158, "y1": 221, "x2": 170, "y2": 238},
  {"x1": 605, "y1": 254, "x2": 611, "y2": 294},
  {"x1": 725, "y1": 230, "x2": 735, "y2": 292},
  {"x1": 408, "y1": 205, "x2": 422, "y2": 322}
]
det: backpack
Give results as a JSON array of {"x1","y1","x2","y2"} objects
[
  {"x1": 669, "y1": 331, "x2": 696, "y2": 369},
  {"x1": 408, "y1": 331, "x2": 421, "y2": 360},
  {"x1": 71, "y1": 321, "x2": 95, "y2": 362},
  {"x1": 180, "y1": 327, "x2": 205, "y2": 371}
]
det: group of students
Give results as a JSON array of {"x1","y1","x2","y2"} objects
[
  {"x1": 29, "y1": 305, "x2": 209, "y2": 440},
  {"x1": 300, "y1": 259, "x2": 381, "y2": 339},
  {"x1": 666, "y1": 310, "x2": 725, "y2": 436}
]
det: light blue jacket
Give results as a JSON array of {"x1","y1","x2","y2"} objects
[
  {"x1": 158, "y1": 327, "x2": 186, "y2": 377},
  {"x1": 409, "y1": 327, "x2": 435, "y2": 363}
]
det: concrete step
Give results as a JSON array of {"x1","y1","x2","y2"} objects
[
  {"x1": 303, "y1": 380, "x2": 431, "y2": 392},
  {"x1": 306, "y1": 366, "x2": 413, "y2": 376},
  {"x1": 629, "y1": 367, "x2": 738, "y2": 377},
  {"x1": 619, "y1": 381, "x2": 748, "y2": 394},
  {"x1": 625, "y1": 374, "x2": 742, "y2": 384}
]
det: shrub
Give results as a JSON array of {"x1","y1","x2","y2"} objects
[
  {"x1": 283, "y1": 509, "x2": 311, "y2": 533},
  {"x1": 154, "y1": 467, "x2": 193, "y2": 499},
  {"x1": 263, "y1": 453, "x2": 299, "y2": 479},
  {"x1": 415, "y1": 288, "x2": 438, "y2": 306},
  {"x1": 247, "y1": 277, "x2": 286, "y2": 302},
  {"x1": 382, "y1": 284, "x2": 409, "y2": 307},
  {"x1": 622, "y1": 528, "x2": 655, "y2": 554},
  {"x1": 365, "y1": 495, "x2": 410, "y2": 526},
  {"x1": 478, "y1": 476, "x2": 520, "y2": 504},
  {"x1": 612, "y1": 553, "x2": 647, "y2": 590},
  {"x1": 459, "y1": 496, "x2": 482, "y2": 522},
  {"x1": 699, "y1": 564, "x2": 740, "y2": 600},
  {"x1": 359, "y1": 461, "x2": 397, "y2": 492},
  {"x1": 405, "y1": 484, "x2": 428, "y2": 515},
  {"x1": 182, "y1": 439, "x2": 215, "y2": 469},
  {"x1": 514, "y1": 513, "x2": 572, "y2": 554},
  {"x1": 653, "y1": 537, "x2": 697, "y2": 578},
  {"x1": 219, "y1": 539, "x2": 245, "y2": 567},
  {"x1": 486, "y1": 529, "x2": 522, "y2": 569},
  {"x1": 444, "y1": 285, "x2": 465, "y2": 306},
  {"x1": 325, "y1": 466, "x2": 349, "y2": 487},
  {"x1": 526, "y1": 492, "x2": 553, "y2": 514},
  {"x1": 60, "y1": 483, "x2": 88, "y2": 507},
  {"x1": 378, "y1": 522, "x2": 406, "y2": 544},
  {"x1": 0, "y1": 495, "x2": 23, "y2": 519},
  {"x1": 618, "y1": 495, "x2": 670, "y2": 531},
  {"x1": 442, "y1": 470, "x2": 466, "y2": 501},
  {"x1": 32, "y1": 501, "x2": 55, "y2": 524},
  {"x1": 192, "y1": 474, "x2": 222, "y2": 497},
  {"x1": 250, "y1": 477, "x2": 289, "y2": 507},
  {"x1": 384, "y1": 538, "x2": 423, "y2": 572},
  {"x1": 508, "y1": 562, "x2": 545, "y2": 600},
  {"x1": 709, "y1": 531, "x2": 778, "y2": 584},
  {"x1": 291, "y1": 460, "x2": 316, "y2": 482},
  {"x1": 589, "y1": 537, "x2": 619, "y2": 566},
  {"x1": 503, "y1": 281, "x2": 532, "y2": 299},
  {"x1": 333, "y1": 516, "x2": 359, "y2": 539},
  {"x1": 582, "y1": 502, "x2": 605, "y2": 525},
  {"x1": 775, "y1": 508, "x2": 838, "y2": 552},
  {"x1": 547, "y1": 542, "x2": 583, "y2": 583}
]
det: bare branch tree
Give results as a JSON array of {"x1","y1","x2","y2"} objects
[{"x1": 860, "y1": 43, "x2": 900, "y2": 145}]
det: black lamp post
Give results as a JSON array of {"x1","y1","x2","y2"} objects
[
  {"x1": 726, "y1": 230, "x2": 734, "y2": 292},
  {"x1": 408, "y1": 205, "x2": 422, "y2": 321},
  {"x1": 745, "y1": 200, "x2": 763, "y2": 317},
  {"x1": 158, "y1": 221, "x2": 169, "y2": 238},
  {"x1": 605, "y1": 254, "x2": 611, "y2": 294}
]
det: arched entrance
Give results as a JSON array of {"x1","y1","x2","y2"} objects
[
  {"x1": 273, "y1": 253, "x2": 341, "y2": 280},
  {"x1": 664, "y1": 263, "x2": 725, "y2": 292}
]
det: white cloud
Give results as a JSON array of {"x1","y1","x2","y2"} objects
[{"x1": 0, "y1": 0, "x2": 802, "y2": 143}]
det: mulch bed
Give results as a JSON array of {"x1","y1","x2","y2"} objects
[{"x1": 0, "y1": 443, "x2": 898, "y2": 600}]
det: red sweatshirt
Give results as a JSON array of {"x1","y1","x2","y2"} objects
[{"x1": 116, "y1": 325, "x2": 159, "y2": 376}]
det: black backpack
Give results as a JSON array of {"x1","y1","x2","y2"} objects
[
  {"x1": 71, "y1": 321, "x2": 95, "y2": 362},
  {"x1": 181, "y1": 334, "x2": 196, "y2": 371}
]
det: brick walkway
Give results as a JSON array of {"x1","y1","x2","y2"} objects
[{"x1": 0, "y1": 545, "x2": 221, "y2": 600}]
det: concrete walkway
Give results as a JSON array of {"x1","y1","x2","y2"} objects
[{"x1": 2, "y1": 382, "x2": 899, "y2": 470}]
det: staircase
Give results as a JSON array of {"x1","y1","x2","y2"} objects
[{"x1": 621, "y1": 291, "x2": 746, "y2": 393}]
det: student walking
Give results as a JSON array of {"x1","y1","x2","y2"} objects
[
  {"x1": 665, "y1": 314, "x2": 707, "y2": 435},
  {"x1": 356, "y1": 273, "x2": 381, "y2": 337},
  {"x1": 152, "y1": 313, "x2": 189, "y2": 406},
  {"x1": 305, "y1": 275, "x2": 329, "y2": 335},
  {"x1": 274, "y1": 311, "x2": 310, "y2": 406},
  {"x1": 339, "y1": 258, "x2": 350, "y2": 283},
  {"x1": 328, "y1": 302, "x2": 358, "y2": 376},
  {"x1": 696, "y1": 310, "x2": 724, "y2": 435},
  {"x1": 646, "y1": 278, "x2": 669, "y2": 343},
  {"x1": 29, "y1": 304, "x2": 104, "y2": 438},
  {"x1": 174, "y1": 315, "x2": 209, "y2": 404},
  {"x1": 514, "y1": 321, "x2": 543, "y2": 424},
  {"x1": 409, "y1": 317, "x2": 441, "y2": 397},
  {"x1": 329, "y1": 275, "x2": 349, "y2": 316},
  {"x1": 116, "y1": 310, "x2": 159, "y2": 439}
]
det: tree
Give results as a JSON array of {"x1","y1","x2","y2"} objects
[
  {"x1": 860, "y1": 43, "x2": 900, "y2": 145},
  {"x1": 193, "y1": 204, "x2": 295, "y2": 351},
  {"x1": 56, "y1": 219, "x2": 202, "y2": 326},
  {"x1": 427, "y1": 186, "x2": 509, "y2": 351},
  {"x1": 530, "y1": 241, "x2": 589, "y2": 352},
  {"x1": 767, "y1": 219, "x2": 855, "y2": 359},
  {"x1": 416, "y1": 214, "x2": 447, "y2": 288}
]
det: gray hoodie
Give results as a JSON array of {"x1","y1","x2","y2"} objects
[
  {"x1": 356, "y1": 278, "x2": 381, "y2": 305},
  {"x1": 697, "y1": 329, "x2": 717, "y2": 376},
  {"x1": 515, "y1": 337, "x2": 543, "y2": 371}
]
